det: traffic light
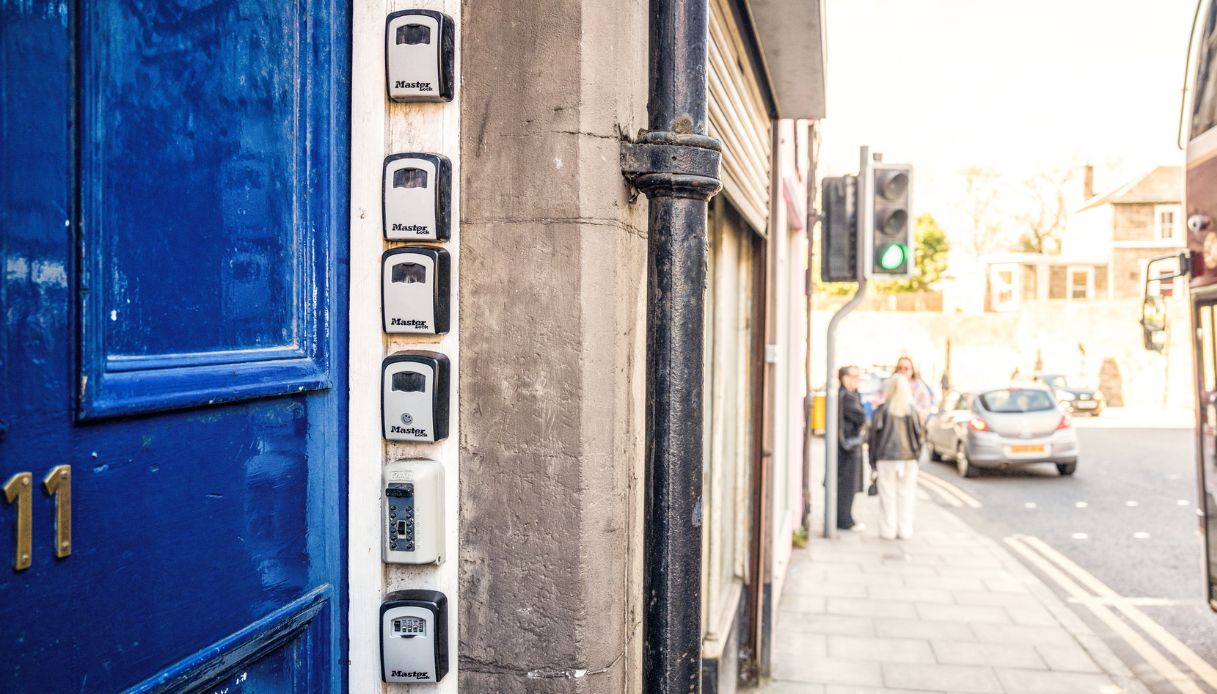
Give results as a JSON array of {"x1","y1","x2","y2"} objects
[
  {"x1": 820, "y1": 175, "x2": 858, "y2": 282},
  {"x1": 868, "y1": 164, "x2": 912, "y2": 277}
]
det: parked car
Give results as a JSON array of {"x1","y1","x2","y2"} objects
[
  {"x1": 1030, "y1": 372, "x2": 1104, "y2": 416},
  {"x1": 926, "y1": 385, "x2": 1079, "y2": 478}
]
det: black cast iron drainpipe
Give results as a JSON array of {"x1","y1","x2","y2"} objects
[{"x1": 621, "y1": 0, "x2": 722, "y2": 691}]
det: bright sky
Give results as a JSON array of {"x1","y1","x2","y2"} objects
[{"x1": 821, "y1": 0, "x2": 1199, "y2": 238}]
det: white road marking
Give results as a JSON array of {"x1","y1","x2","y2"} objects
[
  {"x1": 915, "y1": 477, "x2": 961, "y2": 507},
  {"x1": 1015, "y1": 534, "x2": 1217, "y2": 691},
  {"x1": 1178, "y1": 499, "x2": 1192, "y2": 506},
  {"x1": 1004, "y1": 535, "x2": 1203, "y2": 694},
  {"x1": 1024, "y1": 502, "x2": 1037, "y2": 509},
  {"x1": 1126, "y1": 500, "x2": 1140, "y2": 507},
  {"x1": 917, "y1": 473, "x2": 982, "y2": 509},
  {"x1": 1076, "y1": 501, "x2": 1089, "y2": 508},
  {"x1": 1134, "y1": 532, "x2": 1151, "y2": 540},
  {"x1": 1068, "y1": 596, "x2": 1180, "y2": 607},
  {"x1": 1071, "y1": 532, "x2": 1088, "y2": 540}
]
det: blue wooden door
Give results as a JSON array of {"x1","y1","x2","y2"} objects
[{"x1": 1, "y1": 2, "x2": 349, "y2": 691}]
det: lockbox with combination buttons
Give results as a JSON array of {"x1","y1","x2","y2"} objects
[
  {"x1": 382, "y1": 351, "x2": 450, "y2": 442},
  {"x1": 382, "y1": 247, "x2": 450, "y2": 334},
  {"x1": 383, "y1": 459, "x2": 444, "y2": 564},
  {"x1": 380, "y1": 589, "x2": 449, "y2": 683},
  {"x1": 385, "y1": 10, "x2": 455, "y2": 102},
  {"x1": 383, "y1": 153, "x2": 451, "y2": 241}
]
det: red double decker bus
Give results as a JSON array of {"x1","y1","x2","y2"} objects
[{"x1": 1157, "y1": 0, "x2": 1217, "y2": 611}]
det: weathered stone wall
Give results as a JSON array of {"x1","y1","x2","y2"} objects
[
  {"x1": 812, "y1": 297, "x2": 1193, "y2": 413},
  {"x1": 457, "y1": 1, "x2": 648, "y2": 691},
  {"x1": 1048, "y1": 265, "x2": 1066, "y2": 298},
  {"x1": 1112, "y1": 247, "x2": 1147, "y2": 299},
  {"x1": 1113, "y1": 203, "x2": 1156, "y2": 242}
]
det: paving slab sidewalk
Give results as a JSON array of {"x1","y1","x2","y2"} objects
[{"x1": 761, "y1": 494, "x2": 1147, "y2": 693}]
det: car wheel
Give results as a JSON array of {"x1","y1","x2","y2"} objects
[
  {"x1": 930, "y1": 444, "x2": 943, "y2": 462},
  {"x1": 956, "y1": 445, "x2": 978, "y2": 478},
  {"x1": 1057, "y1": 463, "x2": 1077, "y2": 476}
]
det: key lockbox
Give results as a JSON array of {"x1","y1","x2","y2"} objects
[
  {"x1": 382, "y1": 247, "x2": 450, "y2": 335},
  {"x1": 383, "y1": 459, "x2": 444, "y2": 564},
  {"x1": 382, "y1": 351, "x2": 450, "y2": 442},
  {"x1": 385, "y1": 10, "x2": 455, "y2": 103},
  {"x1": 383, "y1": 153, "x2": 451, "y2": 242},
  {"x1": 380, "y1": 590, "x2": 449, "y2": 683}
]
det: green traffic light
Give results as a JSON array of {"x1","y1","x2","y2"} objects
[{"x1": 879, "y1": 243, "x2": 907, "y2": 271}]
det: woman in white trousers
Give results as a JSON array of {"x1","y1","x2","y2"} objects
[{"x1": 868, "y1": 375, "x2": 926, "y2": 540}]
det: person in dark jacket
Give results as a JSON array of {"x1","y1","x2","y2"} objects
[
  {"x1": 837, "y1": 365, "x2": 867, "y2": 531},
  {"x1": 868, "y1": 375, "x2": 926, "y2": 540}
]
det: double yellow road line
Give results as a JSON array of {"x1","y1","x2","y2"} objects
[{"x1": 1005, "y1": 534, "x2": 1217, "y2": 693}]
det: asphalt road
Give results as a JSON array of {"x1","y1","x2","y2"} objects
[{"x1": 918, "y1": 415, "x2": 1217, "y2": 689}]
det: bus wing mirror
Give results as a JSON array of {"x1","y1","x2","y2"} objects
[
  {"x1": 1140, "y1": 252, "x2": 1190, "y2": 353},
  {"x1": 1141, "y1": 295, "x2": 1167, "y2": 352}
]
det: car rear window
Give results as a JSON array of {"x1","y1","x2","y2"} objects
[
  {"x1": 979, "y1": 389, "x2": 1056, "y2": 413},
  {"x1": 1043, "y1": 375, "x2": 1067, "y2": 390}
]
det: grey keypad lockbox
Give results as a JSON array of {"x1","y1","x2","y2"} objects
[
  {"x1": 385, "y1": 10, "x2": 454, "y2": 102},
  {"x1": 380, "y1": 590, "x2": 449, "y2": 683},
  {"x1": 382, "y1": 153, "x2": 451, "y2": 241},
  {"x1": 382, "y1": 247, "x2": 450, "y2": 334},
  {"x1": 383, "y1": 459, "x2": 444, "y2": 565},
  {"x1": 382, "y1": 351, "x2": 450, "y2": 442}
]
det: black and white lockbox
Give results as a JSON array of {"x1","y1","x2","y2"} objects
[
  {"x1": 380, "y1": 590, "x2": 449, "y2": 683},
  {"x1": 385, "y1": 10, "x2": 455, "y2": 102},
  {"x1": 382, "y1": 153, "x2": 451, "y2": 241},
  {"x1": 382, "y1": 247, "x2": 450, "y2": 334},
  {"x1": 382, "y1": 351, "x2": 450, "y2": 442},
  {"x1": 383, "y1": 459, "x2": 444, "y2": 564}
]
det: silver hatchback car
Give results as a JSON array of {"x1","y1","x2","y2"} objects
[{"x1": 926, "y1": 385, "x2": 1079, "y2": 478}]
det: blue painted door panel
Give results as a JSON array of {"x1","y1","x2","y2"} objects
[{"x1": 0, "y1": 1, "x2": 349, "y2": 691}]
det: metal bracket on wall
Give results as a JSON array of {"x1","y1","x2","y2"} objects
[{"x1": 620, "y1": 131, "x2": 722, "y2": 200}]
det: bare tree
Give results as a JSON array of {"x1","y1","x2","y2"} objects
[
  {"x1": 960, "y1": 166, "x2": 1010, "y2": 259},
  {"x1": 1017, "y1": 168, "x2": 1074, "y2": 254}
]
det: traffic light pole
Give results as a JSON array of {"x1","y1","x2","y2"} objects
[
  {"x1": 823, "y1": 282, "x2": 867, "y2": 539},
  {"x1": 824, "y1": 146, "x2": 872, "y2": 539}
]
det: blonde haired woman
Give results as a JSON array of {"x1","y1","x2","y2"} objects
[{"x1": 868, "y1": 375, "x2": 927, "y2": 540}]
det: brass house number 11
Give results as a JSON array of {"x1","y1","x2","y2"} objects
[{"x1": 3, "y1": 465, "x2": 72, "y2": 571}]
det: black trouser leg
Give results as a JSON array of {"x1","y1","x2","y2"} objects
[{"x1": 837, "y1": 450, "x2": 858, "y2": 529}]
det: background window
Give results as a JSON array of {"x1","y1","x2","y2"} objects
[
  {"x1": 1155, "y1": 204, "x2": 1182, "y2": 242},
  {"x1": 1067, "y1": 266, "x2": 1094, "y2": 300},
  {"x1": 990, "y1": 265, "x2": 1019, "y2": 311}
]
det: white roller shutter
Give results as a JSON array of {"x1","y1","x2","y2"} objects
[{"x1": 708, "y1": 0, "x2": 772, "y2": 234}]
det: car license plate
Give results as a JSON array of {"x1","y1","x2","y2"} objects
[
  {"x1": 1007, "y1": 444, "x2": 1047, "y2": 455},
  {"x1": 1075, "y1": 401, "x2": 1096, "y2": 409}
]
